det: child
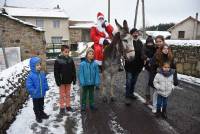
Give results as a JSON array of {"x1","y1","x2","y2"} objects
[
  {"x1": 79, "y1": 48, "x2": 100, "y2": 111},
  {"x1": 153, "y1": 62, "x2": 175, "y2": 119},
  {"x1": 26, "y1": 56, "x2": 49, "y2": 123},
  {"x1": 54, "y1": 45, "x2": 76, "y2": 115},
  {"x1": 149, "y1": 35, "x2": 166, "y2": 113},
  {"x1": 142, "y1": 36, "x2": 156, "y2": 105}
]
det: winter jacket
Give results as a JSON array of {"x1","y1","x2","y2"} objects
[
  {"x1": 90, "y1": 23, "x2": 114, "y2": 65},
  {"x1": 54, "y1": 54, "x2": 76, "y2": 86},
  {"x1": 141, "y1": 45, "x2": 156, "y2": 71},
  {"x1": 149, "y1": 53, "x2": 178, "y2": 87},
  {"x1": 153, "y1": 68, "x2": 175, "y2": 97},
  {"x1": 125, "y1": 39, "x2": 144, "y2": 73},
  {"x1": 79, "y1": 59, "x2": 100, "y2": 87},
  {"x1": 26, "y1": 57, "x2": 49, "y2": 98}
]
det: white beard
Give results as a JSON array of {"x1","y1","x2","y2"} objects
[{"x1": 97, "y1": 19, "x2": 109, "y2": 38}]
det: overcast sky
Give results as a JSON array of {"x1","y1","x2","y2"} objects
[{"x1": 0, "y1": 0, "x2": 200, "y2": 28}]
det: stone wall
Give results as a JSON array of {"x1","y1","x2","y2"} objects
[
  {"x1": 69, "y1": 28, "x2": 91, "y2": 44},
  {"x1": 0, "y1": 70, "x2": 29, "y2": 134},
  {"x1": 171, "y1": 45, "x2": 200, "y2": 77},
  {"x1": 0, "y1": 14, "x2": 46, "y2": 69},
  {"x1": 69, "y1": 29, "x2": 82, "y2": 44}
]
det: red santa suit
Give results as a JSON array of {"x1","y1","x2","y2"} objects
[{"x1": 90, "y1": 12, "x2": 114, "y2": 66}]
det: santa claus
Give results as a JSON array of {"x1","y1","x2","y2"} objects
[{"x1": 90, "y1": 12, "x2": 114, "y2": 71}]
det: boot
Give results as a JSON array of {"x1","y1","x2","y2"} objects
[
  {"x1": 145, "y1": 95, "x2": 151, "y2": 105},
  {"x1": 66, "y1": 106, "x2": 74, "y2": 112},
  {"x1": 155, "y1": 108, "x2": 161, "y2": 118},
  {"x1": 81, "y1": 105, "x2": 86, "y2": 112},
  {"x1": 161, "y1": 107, "x2": 168, "y2": 119},
  {"x1": 35, "y1": 112, "x2": 42, "y2": 123},
  {"x1": 40, "y1": 111, "x2": 49, "y2": 119},
  {"x1": 59, "y1": 108, "x2": 66, "y2": 116}
]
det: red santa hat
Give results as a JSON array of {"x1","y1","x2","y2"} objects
[{"x1": 97, "y1": 12, "x2": 104, "y2": 20}]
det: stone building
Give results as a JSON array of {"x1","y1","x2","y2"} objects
[
  {"x1": 4, "y1": 6, "x2": 69, "y2": 45},
  {"x1": 168, "y1": 13, "x2": 200, "y2": 40},
  {"x1": 69, "y1": 20, "x2": 94, "y2": 50},
  {"x1": 0, "y1": 12, "x2": 46, "y2": 69}
]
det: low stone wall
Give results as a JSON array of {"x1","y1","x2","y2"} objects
[
  {"x1": 0, "y1": 87, "x2": 28, "y2": 134},
  {"x1": 170, "y1": 45, "x2": 200, "y2": 78},
  {"x1": 0, "y1": 73, "x2": 29, "y2": 133}
]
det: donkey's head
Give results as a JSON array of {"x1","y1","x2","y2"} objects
[{"x1": 115, "y1": 19, "x2": 135, "y2": 61}]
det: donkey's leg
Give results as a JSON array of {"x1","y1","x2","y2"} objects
[
  {"x1": 110, "y1": 75, "x2": 116, "y2": 102},
  {"x1": 101, "y1": 71, "x2": 108, "y2": 103}
]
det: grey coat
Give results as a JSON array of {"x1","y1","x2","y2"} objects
[{"x1": 153, "y1": 69, "x2": 175, "y2": 97}]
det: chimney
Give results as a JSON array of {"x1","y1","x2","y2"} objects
[
  {"x1": 196, "y1": 13, "x2": 198, "y2": 20},
  {"x1": 193, "y1": 13, "x2": 198, "y2": 39}
]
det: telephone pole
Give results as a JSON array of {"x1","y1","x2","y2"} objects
[
  {"x1": 134, "y1": 0, "x2": 146, "y2": 38},
  {"x1": 134, "y1": 0, "x2": 139, "y2": 28},
  {"x1": 108, "y1": 0, "x2": 110, "y2": 23},
  {"x1": 141, "y1": 0, "x2": 146, "y2": 38}
]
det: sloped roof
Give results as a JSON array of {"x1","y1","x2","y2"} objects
[
  {"x1": 4, "y1": 6, "x2": 69, "y2": 19},
  {"x1": 0, "y1": 13, "x2": 44, "y2": 32},
  {"x1": 69, "y1": 20, "x2": 95, "y2": 29},
  {"x1": 168, "y1": 16, "x2": 200, "y2": 31}
]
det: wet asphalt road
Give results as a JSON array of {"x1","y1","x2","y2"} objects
[{"x1": 47, "y1": 58, "x2": 200, "y2": 134}]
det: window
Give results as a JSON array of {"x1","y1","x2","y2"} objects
[
  {"x1": 178, "y1": 31, "x2": 185, "y2": 39},
  {"x1": 53, "y1": 20, "x2": 60, "y2": 28},
  {"x1": 36, "y1": 19, "x2": 44, "y2": 28},
  {"x1": 51, "y1": 36, "x2": 62, "y2": 44}
]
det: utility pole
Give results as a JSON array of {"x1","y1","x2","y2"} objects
[
  {"x1": 141, "y1": 0, "x2": 146, "y2": 38},
  {"x1": 134, "y1": 0, "x2": 139, "y2": 28},
  {"x1": 4, "y1": 0, "x2": 7, "y2": 7},
  {"x1": 108, "y1": 0, "x2": 110, "y2": 23}
]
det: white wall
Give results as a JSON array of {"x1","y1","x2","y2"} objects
[
  {"x1": 170, "y1": 19, "x2": 200, "y2": 40},
  {"x1": 17, "y1": 17, "x2": 69, "y2": 44}
]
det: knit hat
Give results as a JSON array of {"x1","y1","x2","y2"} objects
[
  {"x1": 146, "y1": 36, "x2": 154, "y2": 44},
  {"x1": 130, "y1": 28, "x2": 138, "y2": 34},
  {"x1": 97, "y1": 12, "x2": 104, "y2": 20},
  {"x1": 86, "y1": 48, "x2": 94, "y2": 57}
]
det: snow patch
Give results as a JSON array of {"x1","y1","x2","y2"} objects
[
  {"x1": 178, "y1": 74, "x2": 200, "y2": 86},
  {"x1": 0, "y1": 59, "x2": 30, "y2": 104}
]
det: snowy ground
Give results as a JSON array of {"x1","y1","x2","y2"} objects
[{"x1": 7, "y1": 72, "x2": 83, "y2": 134}]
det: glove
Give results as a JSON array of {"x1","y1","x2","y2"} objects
[
  {"x1": 73, "y1": 81, "x2": 76, "y2": 85},
  {"x1": 103, "y1": 39, "x2": 110, "y2": 46},
  {"x1": 101, "y1": 20, "x2": 107, "y2": 28}
]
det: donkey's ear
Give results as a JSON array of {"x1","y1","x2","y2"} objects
[
  {"x1": 123, "y1": 20, "x2": 129, "y2": 33},
  {"x1": 115, "y1": 19, "x2": 122, "y2": 30}
]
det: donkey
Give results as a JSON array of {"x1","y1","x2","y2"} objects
[{"x1": 101, "y1": 19, "x2": 135, "y2": 102}]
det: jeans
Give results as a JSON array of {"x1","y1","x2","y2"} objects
[
  {"x1": 157, "y1": 94, "x2": 168, "y2": 109},
  {"x1": 125, "y1": 72, "x2": 140, "y2": 97}
]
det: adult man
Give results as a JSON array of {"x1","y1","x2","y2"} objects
[
  {"x1": 125, "y1": 28, "x2": 144, "y2": 100},
  {"x1": 90, "y1": 12, "x2": 114, "y2": 71}
]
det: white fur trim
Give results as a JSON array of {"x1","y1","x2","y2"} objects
[
  {"x1": 97, "y1": 15, "x2": 104, "y2": 20},
  {"x1": 95, "y1": 60, "x2": 102, "y2": 65},
  {"x1": 99, "y1": 38, "x2": 105, "y2": 45}
]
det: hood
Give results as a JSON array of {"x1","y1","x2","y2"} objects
[
  {"x1": 30, "y1": 57, "x2": 41, "y2": 73},
  {"x1": 157, "y1": 68, "x2": 175, "y2": 77}
]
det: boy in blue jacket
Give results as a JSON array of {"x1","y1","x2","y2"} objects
[
  {"x1": 79, "y1": 48, "x2": 100, "y2": 111},
  {"x1": 26, "y1": 56, "x2": 49, "y2": 123}
]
